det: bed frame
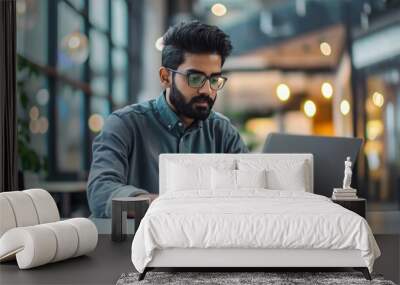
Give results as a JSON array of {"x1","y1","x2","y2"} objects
[
  {"x1": 138, "y1": 154, "x2": 372, "y2": 281},
  {"x1": 140, "y1": 248, "x2": 371, "y2": 280}
]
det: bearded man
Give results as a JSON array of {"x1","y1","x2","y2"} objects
[{"x1": 87, "y1": 21, "x2": 248, "y2": 218}]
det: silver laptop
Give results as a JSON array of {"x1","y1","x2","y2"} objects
[{"x1": 262, "y1": 133, "x2": 363, "y2": 197}]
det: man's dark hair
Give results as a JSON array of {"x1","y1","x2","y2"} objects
[{"x1": 161, "y1": 21, "x2": 232, "y2": 69}]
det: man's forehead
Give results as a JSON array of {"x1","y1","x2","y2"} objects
[{"x1": 179, "y1": 53, "x2": 222, "y2": 73}]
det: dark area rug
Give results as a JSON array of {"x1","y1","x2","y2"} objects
[{"x1": 116, "y1": 271, "x2": 397, "y2": 285}]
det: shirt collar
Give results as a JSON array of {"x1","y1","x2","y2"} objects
[
  {"x1": 154, "y1": 91, "x2": 203, "y2": 131},
  {"x1": 155, "y1": 91, "x2": 180, "y2": 130}
]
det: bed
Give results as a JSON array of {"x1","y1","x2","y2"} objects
[{"x1": 131, "y1": 154, "x2": 380, "y2": 280}]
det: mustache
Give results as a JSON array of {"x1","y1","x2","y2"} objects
[{"x1": 190, "y1": 94, "x2": 214, "y2": 105}]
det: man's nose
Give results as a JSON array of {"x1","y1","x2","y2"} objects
[{"x1": 198, "y1": 79, "x2": 213, "y2": 95}]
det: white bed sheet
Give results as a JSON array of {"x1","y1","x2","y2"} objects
[{"x1": 131, "y1": 190, "x2": 380, "y2": 273}]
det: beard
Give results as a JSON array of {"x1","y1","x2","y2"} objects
[{"x1": 169, "y1": 78, "x2": 216, "y2": 121}]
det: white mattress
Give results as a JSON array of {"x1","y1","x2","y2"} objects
[{"x1": 131, "y1": 190, "x2": 380, "y2": 273}]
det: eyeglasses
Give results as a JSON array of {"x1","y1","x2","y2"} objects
[{"x1": 167, "y1": 68, "x2": 227, "y2": 91}]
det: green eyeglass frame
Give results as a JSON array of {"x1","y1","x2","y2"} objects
[{"x1": 167, "y1": 68, "x2": 227, "y2": 91}]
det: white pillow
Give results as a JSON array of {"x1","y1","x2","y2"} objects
[
  {"x1": 166, "y1": 158, "x2": 236, "y2": 192},
  {"x1": 211, "y1": 169, "x2": 268, "y2": 190},
  {"x1": 266, "y1": 168, "x2": 306, "y2": 191},
  {"x1": 167, "y1": 162, "x2": 211, "y2": 191},
  {"x1": 236, "y1": 169, "x2": 267, "y2": 189},
  {"x1": 211, "y1": 168, "x2": 236, "y2": 190},
  {"x1": 237, "y1": 159, "x2": 308, "y2": 191}
]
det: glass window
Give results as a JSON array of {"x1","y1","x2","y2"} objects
[
  {"x1": 112, "y1": 48, "x2": 128, "y2": 106},
  {"x1": 28, "y1": 77, "x2": 50, "y2": 159},
  {"x1": 67, "y1": 0, "x2": 85, "y2": 11},
  {"x1": 89, "y1": 0, "x2": 108, "y2": 31},
  {"x1": 16, "y1": 0, "x2": 48, "y2": 65},
  {"x1": 364, "y1": 68, "x2": 400, "y2": 211},
  {"x1": 90, "y1": 29, "x2": 109, "y2": 96},
  {"x1": 91, "y1": 75, "x2": 109, "y2": 96},
  {"x1": 17, "y1": 70, "x2": 49, "y2": 175},
  {"x1": 91, "y1": 97, "x2": 110, "y2": 120},
  {"x1": 57, "y1": 1, "x2": 87, "y2": 80},
  {"x1": 16, "y1": 0, "x2": 133, "y2": 181},
  {"x1": 89, "y1": 97, "x2": 110, "y2": 138},
  {"x1": 112, "y1": 0, "x2": 128, "y2": 47},
  {"x1": 113, "y1": 76, "x2": 128, "y2": 107},
  {"x1": 89, "y1": 29, "x2": 109, "y2": 73},
  {"x1": 56, "y1": 83, "x2": 85, "y2": 172}
]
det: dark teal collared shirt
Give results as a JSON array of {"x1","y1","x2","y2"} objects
[{"x1": 87, "y1": 92, "x2": 248, "y2": 217}]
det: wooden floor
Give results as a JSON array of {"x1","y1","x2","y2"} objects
[
  {"x1": 367, "y1": 211, "x2": 400, "y2": 284},
  {"x1": 368, "y1": 211, "x2": 400, "y2": 234},
  {"x1": 0, "y1": 212, "x2": 398, "y2": 284}
]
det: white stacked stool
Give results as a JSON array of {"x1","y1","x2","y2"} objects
[{"x1": 0, "y1": 189, "x2": 98, "y2": 269}]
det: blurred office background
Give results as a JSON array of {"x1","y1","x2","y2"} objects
[{"x1": 15, "y1": 0, "x2": 400, "y2": 217}]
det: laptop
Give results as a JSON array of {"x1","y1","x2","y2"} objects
[{"x1": 262, "y1": 133, "x2": 363, "y2": 197}]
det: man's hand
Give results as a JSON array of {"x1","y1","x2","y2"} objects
[{"x1": 136, "y1": 193, "x2": 159, "y2": 204}]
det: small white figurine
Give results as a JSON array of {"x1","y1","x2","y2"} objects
[{"x1": 342, "y1": 156, "x2": 353, "y2": 190}]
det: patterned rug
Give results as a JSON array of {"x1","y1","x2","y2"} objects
[{"x1": 116, "y1": 271, "x2": 396, "y2": 285}]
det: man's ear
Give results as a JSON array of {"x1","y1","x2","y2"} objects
[{"x1": 159, "y1": 67, "x2": 171, "y2": 89}]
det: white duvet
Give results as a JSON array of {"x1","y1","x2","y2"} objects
[{"x1": 131, "y1": 190, "x2": 380, "y2": 273}]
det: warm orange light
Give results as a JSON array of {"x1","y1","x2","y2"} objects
[
  {"x1": 29, "y1": 106, "x2": 40, "y2": 121},
  {"x1": 320, "y1": 42, "x2": 332, "y2": 56},
  {"x1": 29, "y1": 120, "x2": 40, "y2": 134},
  {"x1": 372, "y1": 92, "x2": 384, "y2": 108},
  {"x1": 340, "y1": 99, "x2": 350, "y2": 115},
  {"x1": 211, "y1": 3, "x2": 227, "y2": 16},
  {"x1": 276, "y1": 83, "x2": 291, "y2": 101},
  {"x1": 367, "y1": 120, "x2": 384, "y2": 140},
  {"x1": 321, "y1": 82, "x2": 333, "y2": 99},
  {"x1": 89, "y1": 114, "x2": 104, "y2": 133},
  {"x1": 303, "y1": 100, "x2": 316, "y2": 117},
  {"x1": 38, "y1": 117, "x2": 49, "y2": 134}
]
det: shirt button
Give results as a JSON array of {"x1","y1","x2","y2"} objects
[
  {"x1": 168, "y1": 124, "x2": 171, "y2": 129},
  {"x1": 178, "y1": 122, "x2": 182, "y2": 126}
]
